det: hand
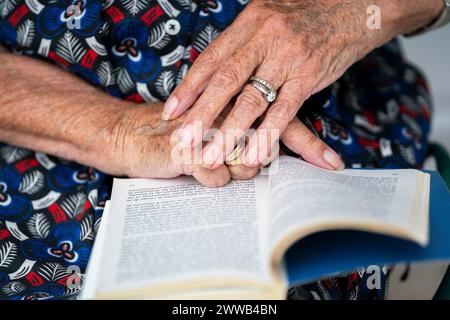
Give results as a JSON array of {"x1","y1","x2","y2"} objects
[
  {"x1": 104, "y1": 103, "x2": 231, "y2": 187},
  {"x1": 161, "y1": 0, "x2": 443, "y2": 173},
  {"x1": 0, "y1": 48, "x2": 232, "y2": 187}
]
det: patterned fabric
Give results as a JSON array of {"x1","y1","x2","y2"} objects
[
  {"x1": 0, "y1": 0, "x2": 432, "y2": 300},
  {"x1": 0, "y1": 0, "x2": 247, "y2": 101}
]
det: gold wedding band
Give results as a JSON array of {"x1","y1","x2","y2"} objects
[
  {"x1": 227, "y1": 158, "x2": 243, "y2": 166},
  {"x1": 226, "y1": 139, "x2": 245, "y2": 166}
]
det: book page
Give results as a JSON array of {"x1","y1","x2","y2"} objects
[
  {"x1": 268, "y1": 156, "x2": 429, "y2": 259},
  {"x1": 81, "y1": 201, "x2": 112, "y2": 300},
  {"x1": 93, "y1": 175, "x2": 272, "y2": 296}
]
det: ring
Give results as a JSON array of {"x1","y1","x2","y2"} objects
[
  {"x1": 249, "y1": 76, "x2": 277, "y2": 103},
  {"x1": 226, "y1": 139, "x2": 245, "y2": 166}
]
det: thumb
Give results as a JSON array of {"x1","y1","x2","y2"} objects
[
  {"x1": 281, "y1": 117, "x2": 345, "y2": 171},
  {"x1": 183, "y1": 163, "x2": 231, "y2": 187}
]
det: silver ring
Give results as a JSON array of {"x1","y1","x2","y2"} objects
[{"x1": 249, "y1": 76, "x2": 277, "y2": 103}]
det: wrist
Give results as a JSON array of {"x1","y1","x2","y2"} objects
[
  {"x1": 383, "y1": 0, "x2": 445, "y2": 37},
  {"x1": 103, "y1": 103, "x2": 164, "y2": 176},
  {"x1": 77, "y1": 104, "x2": 128, "y2": 175},
  {"x1": 347, "y1": 0, "x2": 444, "y2": 55}
]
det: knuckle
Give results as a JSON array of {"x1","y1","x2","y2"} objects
[
  {"x1": 263, "y1": 14, "x2": 289, "y2": 31},
  {"x1": 304, "y1": 133, "x2": 324, "y2": 151},
  {"x1": 250, "y1": 38, "x2": 268, "y2": 62},
  {"x1": 268, "y1": 100, "x2": 294, "y2": 123},
  {"x1": 305, "y1": 134, "x2": 317, "y2": 148},
  {"x1": 212, "y1": 66, "x2": 240, "y2": 89},
  {"x1": 196, "y1": 99, "x2": 216, "y2": 119},
  {"x1": 180, "y1": 161, "x2": 194, "y2": 176},
  {"x1": 209, "y1": 173, "x2": 230, "y2": 188},
  {"x1": 237, "y1": 89, "x2": 267, "y2": 115},
  {"x1": 202, "y1": 46, "x2": 221, "y2": 66},
  {"x1": 230, "y1": 166, "x2": 256, "y2": 180},
  {"x1": 178, "y1": 77, "x2": 196, "y2": 94}
]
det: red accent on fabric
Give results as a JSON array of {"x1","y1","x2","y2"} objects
[
  {"x1": 56, "y1": 274, "x2": 76, "y2": 287},
  {"x1": 358, "y1": 138, "x2": 380, "y2": 148},
  {"x1": 399, "y1": 105, "x2": 417, "y2": 118},
  {"x1": 80, "y1": 49, "x2": 98, "y2": 69},
  {"x1": 25, "y1": 272, "x2": 44, "y2": 287},
  {"x1": 190, "y1": 48, "x2": 200, "y2": 63},
  {"x1": 8, "y1": 4, "x2": 29, "y2": 27},
  {"x1": 48, "y1": 51, "x2": 71, "y2": 67},
  {"x1": 75, "y1": 200, "x2": 92, "y2": 221},
  {"x1": 420, "y1": 105, "x2": 430, "y2": 121},
  {"x1": 48, "y1": 203, "x2": 68, "y2": 223},
  {"x1": 349, "y1": 272, "x2": 359, "y2": 282},
  {"x1": 105, "y1": 6, "x2": 125, "y2": 23},
  {"x1": 0, "y1": 229, "x2": 11, "y2": 240},
  {"x1": 313, "y1": 120, "x2": 323, "y2": 133},
  {"x1": 125, "y1": 93, "x2": 144, "y2": 103},
  {"x1": 15, "y1": 158, "x2": 39, "y2": 173},
  {"x1": 140, "y1": 5, "x2": 164, "y2": 26},
  {"x1": 363, "y1": 111, "x2": 376, "y2": 125},
  {"x1": 416, "y1": 75, "x2": 429, "y2": 91}
]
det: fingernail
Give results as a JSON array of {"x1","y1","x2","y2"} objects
[
  {"x1": 323, "y1": 148, "x2": 345, "y2": 171},
  {"x1": 162, "y1": 96, "x2": 179, "y2": 120}
]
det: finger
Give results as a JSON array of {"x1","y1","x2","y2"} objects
[
  {"x1": 202, "y1": 65, "x2": 286, "y2": 169},
  {"x1": 162, "y1": 18, "x2": 257, "y2": 120},
  {"x1": 175, "y1": 42, "x2": 266, "y2": 152},
  {"x1": 173, "y1": 139, "x2": 231, "y2": 187},
  {"x1": 243, "y1": 79, "x2": 306, "y2": 166},
  {"x1": 229, "y1": 140, "x2": 280, "y2": 180},
  {"x1": 185, "y1": 163, "x2": 231, "y2": 187},
  {"x1": 281, "y1": 117, "x2": 345, "y2": 170},
  {"x1": 228, "y1": 164, "x2": 260, "y2": 180},
  {"x1": 201, "y1": 85, "x2": 268, "y2": 168}
]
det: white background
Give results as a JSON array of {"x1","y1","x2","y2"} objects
[{"x1": 401, "y1": 25, "x2": 450, "y2": 150}]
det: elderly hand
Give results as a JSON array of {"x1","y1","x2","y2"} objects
[
  {"x1": 106, "y1": 103, "x2": 232, "y2": 187},
  {"x1": 161, "y1": 0, "x2": 443, "y2": 173},
  {"x1": 0, "y1": 49, "x2": 232, "y2": 187}
]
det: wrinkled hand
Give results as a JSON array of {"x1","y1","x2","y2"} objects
[
  {"x1": 105, "y1": 103, "x2": 232, "y2": 187},
  {"x1": 161, "y1": 0, "x2": 414, "y2": 173}
]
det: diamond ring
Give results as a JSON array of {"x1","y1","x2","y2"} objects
[{"x1": 249, "y1": 76, "x2": 277, "y2": 103}]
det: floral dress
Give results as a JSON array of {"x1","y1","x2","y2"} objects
[{"x1": 0, "y1": 0, "x2": 432, "y2": 300}]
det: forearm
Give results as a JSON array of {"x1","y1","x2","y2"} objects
[
  {"x1": 0, "y1": 50, "x2": 149, "y2": 172},
  {"x1": 366, "y1": 0, "x2": 444, "y2": 46},
  {"x1": 393, "y1": 0, "x2": 444, "y2": 35}
]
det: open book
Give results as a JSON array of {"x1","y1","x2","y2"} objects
[{"x1": 82, "y1": 156, "x2": 442, "y2": 299}]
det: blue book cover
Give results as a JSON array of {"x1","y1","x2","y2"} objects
[{"x1": 286, "y1": 170, "x2": 450, "y2": 286}]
